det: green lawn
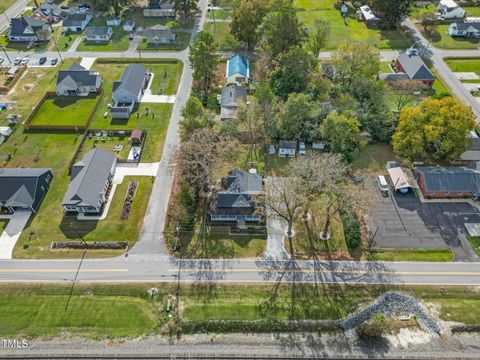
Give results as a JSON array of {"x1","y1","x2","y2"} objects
[
  {"x1": 77, "y1": 21, "x2": 129, "y2": 51},
  {"x1": 14, "y1": 176, "x2": 154, "y2": 259},
  {"x1": 367, "y1": 248, "x2": 455, "y2": 262},
  {"x1": 0, "y1": 220, "x2": 7, "y2": 233},
  {"x1": 469, "y1": 237, "x2": 480, "y2": 257},
  {"x1": 78, "y1": 135, "x2": 131, "y2": 160},
  {"x1": 436, "y1": 299, "x2": 480, "y2": 324},
  {"x1": 148, "y1": 62, "x2": 184, "y2": 95},
  {"x1": 1, "y1": 0, "x2": 17, "y2": 12},
  {"x1": 295, "y1": 0, "x2": 412, "y2": 50},
  {"x1": 419, "y1": 24, "x2": 479, "y2": 49},
  {"x1": 0, "y1": 285, "x2": 158, "y2": 338},
  {"x1": 205, "y1": 22, "x2": 240, "y2": 51},
  {"x1": 445, "y1": 57, "x2": 480, "y2": 74},
  {"x1": 352, "y1": 144, "x2": 400, "y2": 172},
  {"x1": 29, "y1": 95, "x2": 99, "y2": 127},
  {"x1": 55, "y1": 32, "x2": 82, "y2": 51},
  {"x1": 89, "y1": 60, "x2": 178, "y2": 162}
]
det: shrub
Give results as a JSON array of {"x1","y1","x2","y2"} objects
[
  {"x1": 340, "y1": 209, "x2": 361, "y2": 249},
  {"x1": 356, "y1": 314, "x2": 388, "y2": 339}
]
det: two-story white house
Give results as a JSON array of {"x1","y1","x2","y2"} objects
[
  {"x1": 438, "y1": 0, "x2": 466, "y2": 19},
  {"x1": 85, "y1": 26, "x2": 113, "y2": 42}
]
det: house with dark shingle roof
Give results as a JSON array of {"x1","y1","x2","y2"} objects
[
  {"x1": 210, "y1": 168, "x2": 263, "y2": 223},
  {"x1": 394, "y1": 49, "x2": 436, "y2": 88},
  {"x1": 62, "y1": 148, "x2": 117, "y2": 214},
  {"x1": 449, "y1": 18, "x2": 480, "y2": 38},
  {"x1": 415, "y1": 166, "x2": 480, "y2": 199},
  {"x1": 0, "y1": 168, "x2": 53, "y2": 213},
  {"x1": 32, "y1": 1, "x2": 62, "y2": 23},
  {"x1": 111, "y1": 64, "x2": 149, "y2": 119},
  {"x1": 55, "y1": 63, "x2": 102, "y2": 96},
  {"x1": 85, "y1": 26, "x2": 113, "y2": 42},
  {"x1": 226, "y1": 54, "x2": 250, "y2": 86},
  {"x1": 8, "y1": 16, "x2": 51, "y2": 43},
  {"x1": 138, "y1": 25, "x2": 176, "y2": 45},
  {"x1": 63, "y1": 12, "x2": 93, "y2": 32},
  {"x1": 220, "y1": 84, "x2": 247, "y2": 120}
]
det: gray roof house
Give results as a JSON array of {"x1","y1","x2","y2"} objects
[
  {"x1": 111, "y1": 64, "x2": 149, "y2": 118},
  {"x1": 143, "y1": 25, "x2": 176, "y2": 45},
  {"x1": 220, "y1": 84, "x2": 247, "y2": 120},
  {"x1": 0, "y1": 168, "x2": 53, "y2": 213},
  {"x1": 32, "y1": 1, "x2": 62, "y2": 23},
  {"x1": 8, "y1": 16, "x2": 51, "y2": 42},
  {"x1": 85, "y1": 26, "x2": 113, "y2": 42},
  {"x1": 62, "y1": 12, "x2": 93, "y2": 32},
  {"x1": 449, "y1": 19, "x2": 480, "y2": 38},
  {"x1": 279, "y1": 140, "x2": 297, "y2": 158},
  {"x1": 396, "y1": 50, "x2": 436, "y2": 82},
  {"x1": 62, "y1": 148, "x2": 117, "y2": 214},
  {"x1": 55, "y1": 63, "x2": 102, "y2": 96},
  {"x1": 210, "y1": 168, "x2": 263, "y2": 223}
]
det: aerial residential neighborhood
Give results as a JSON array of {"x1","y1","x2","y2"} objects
[{"x1": 3, "y1": 0, "x2": 480, "y2": 358}]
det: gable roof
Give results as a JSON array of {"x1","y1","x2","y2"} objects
[
  {"x1": 85, "y1": 26, "x2": 111, "y2": 37},
  {"x1": 62, "y1": 148, "x2": 116, "y2": 207},
  {"x1": 0, "y1": 168, "x2": 52, "y2": 211},
  {"x1": 452, "y1": 20, "x2": 480, "y2": 32},
  {"x1": 221, "y1": 85, "x2": 247, "y2": 108},
  {"x1": 397, "y1": 51, "x2": 435, "y2": 81},
  {"x1": 142, "y1": 25, "x2": 176, "y2": 40},
  {"x1": 63, "y1": 12, "x2": 90, "y2": 27},
  {"x1": 279, "y1": 140, "x2": 297, "y2": 150},
  {"x1": 217, "y1": 169, "x2": 262, "y2": 208},
  {"x1": 56, "y1": 63, "x2": 101, "y2": 91},
  {"x1": 226, "y1": 54, "x2": 249, "y2": 78},
  {"x1": 112, "y1": 64, "x2": 148, "y2": 99},
  {"x1": 36, "y1": 2, "x2": 61, "y2": 16},
  {"x1": 417, "y1": 166, "x2": 480, "y2": 192},
  {"x1": 10, "y1": 16, "x2": 46, "y2": 36}
]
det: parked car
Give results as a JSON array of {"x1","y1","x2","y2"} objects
[
  {"x1": 0, "y1": 57, "x2": 3, "y2": 65},
  {"x1": 376, "y1": 175, "x2": 389, "y2": 197},
  {"x1": 14, "y1": 57, "x2": 21, "y2": 65},
  {"x1": 39, "y1": 56, "x2": 47, "y2": 65},
  {"x1": 20, "y1": 57, "x2": 29, "y2": 65},
  {"x1": 299, "y1": 142, "x2": 306, "y2": 155},
  {"x1": 51, "y1": 58, "x2": 58, "y2": 66},
  {"x1": 268, "y1": 144, "x2": 276, "y2": 156}
]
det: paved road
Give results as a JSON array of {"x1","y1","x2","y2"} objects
[
  {"x1": 3, "y1": 9, "x2": 480, "y2": 285},
  {"x1": 0, "y1": 0, "x2": 30, "y2": 33}
]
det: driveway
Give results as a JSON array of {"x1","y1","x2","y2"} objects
[
  {"x1": 368, "y1": 191, "x2": 480, "y2": 262},
  {"x1": 0, "y1": 210, "x2": 31, "y2": 260},
  {"x1": 264, "y1": 216, "x2": 289, "y2": 260}
]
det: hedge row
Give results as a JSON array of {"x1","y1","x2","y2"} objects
[
  {"x1": 182, "y1": 319, "x2": 341, "y2": 334},
  {"x1": 50, "y1": 241, "x2": 128, "y2": 250},
  {"x1": 95, "y1": 58, "x2": 180, "y2": 65}
]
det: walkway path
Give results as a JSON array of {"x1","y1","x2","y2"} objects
[{"x1": 0, "y1": 210, "x2": 31, "y2": 260}]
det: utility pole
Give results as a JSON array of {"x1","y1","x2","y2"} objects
[
  {"x1": 33, "y1": 0, "x2": 62, "y2": 63},
  {"x1": 0, "y1": 43, "x2": 10, "y2": 64}
]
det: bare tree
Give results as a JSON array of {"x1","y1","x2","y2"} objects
[
  {"x1": 264, "y1": 176, "x2": 305, "y2": 255},
  {"x1": 175, "y1": 128, "x2": 238, "y2": 194},
  {"x1": 390, "y1": 79, "x2": 428, "y2": 112}
]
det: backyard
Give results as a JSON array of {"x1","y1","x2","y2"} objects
[
  {"x1": 294, "y1": 0, "x2": 412, "y2": 50},
  {"x1": 28, "y1": 94, "x2": 100, "y2": 127},
  {"x1": 76, "y1": 20, "x2": 130, "y2": 52}
]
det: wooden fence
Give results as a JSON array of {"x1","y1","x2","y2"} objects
[
  {"x1": 0, "y1": 65, "x2": 27, "y2": 93},
  {"x1": 24, "y1": 88, "x2": 104, "y2": 132}
]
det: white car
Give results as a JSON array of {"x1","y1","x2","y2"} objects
[
  {"x1": 299, "y1": 142, "x2": 306, "y2": 155},
  {"x1": 14, "y1": 57, "x2": 21, "y2": 65},
  {"x1": 20, "y1": 57, "x2": 29, "y2": 65}
]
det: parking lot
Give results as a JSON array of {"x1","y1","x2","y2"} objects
[{"x1": 368, "y1": 190, "x2": 480, "y2": 262}]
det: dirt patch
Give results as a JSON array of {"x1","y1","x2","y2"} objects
[
  {"x1": 23, "y1": 84, "x2": 34, "y2": 91},
  {"x1": 387, "y1": 328, "x2": 432, "y2": 348}
]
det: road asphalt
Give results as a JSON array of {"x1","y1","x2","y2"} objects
[{"x1": 2, "y1": 4, "x2": 480, "y2": 285}]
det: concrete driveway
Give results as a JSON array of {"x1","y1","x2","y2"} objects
[
  {"x1": 264, "y1": 216, "x2": 289, "y2": 260},
  {"x1": 0, "y1": 210, "x2": 31, "y2": 259},
  {"x1": 368, "y1": 191, "x2": 480, "y2": 262}
]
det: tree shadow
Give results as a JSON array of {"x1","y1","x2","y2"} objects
[{"x1": 59, "y1": 215, "x2": 98, "y2": 240}]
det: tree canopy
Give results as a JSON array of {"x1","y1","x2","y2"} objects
[
  {"x1": 370, "y1": 0, "x2": 411, "y2": 26},
  {"x1": 321, "y1": 110, "x2": 361, "y2": 162},
  {"x1": 392, "y1": 97, "x2": 476, "y2": 161}
]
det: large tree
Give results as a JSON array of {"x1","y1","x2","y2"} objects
[
  {"x1": 257, "y1": 4, "x2": 304, "y2": 58},
  {"x1": 176, "y1": 128, "x2": 238, "y2": 194},
  {"x1": 306, "y1": 20, "x2": 330, "y2": 57},
  {"x1": 270, "y1": 46, "x2": 317, "y2": 99},
  {"x1": 179, "y1": 96, "x2": 212, "y2": 139},
  {"x1": 392, "y1": 97, "x2": 476, "y2": 161},
  {"x1": 91, "y1": 0, "x2": 134, "y2": 15},
  {"x1": 321, "y1": 110, "x2": 361, "y2": 162},
  {"x1": 264, "y1": 176, "x2": 305, "y2": 254},
  {"x1": 370, "y1": 0, "x2": 411, "y2": 27},
  {"x1": 230, "y1": 0, "x2": 270, "y2": 50},
  {"x1": 189, "y1": 31, "x2": 220, "y2": 102},
  {"x1": 332, "y1": 43, "x2": 380, "y2": 90},
  {"x1": 171, "y1": 0, "x2": 198, "y2": 19}
]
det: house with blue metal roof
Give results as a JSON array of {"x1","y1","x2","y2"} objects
[{"x1": 226, "y1": 54, "x2": 250, "y2": 85}]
